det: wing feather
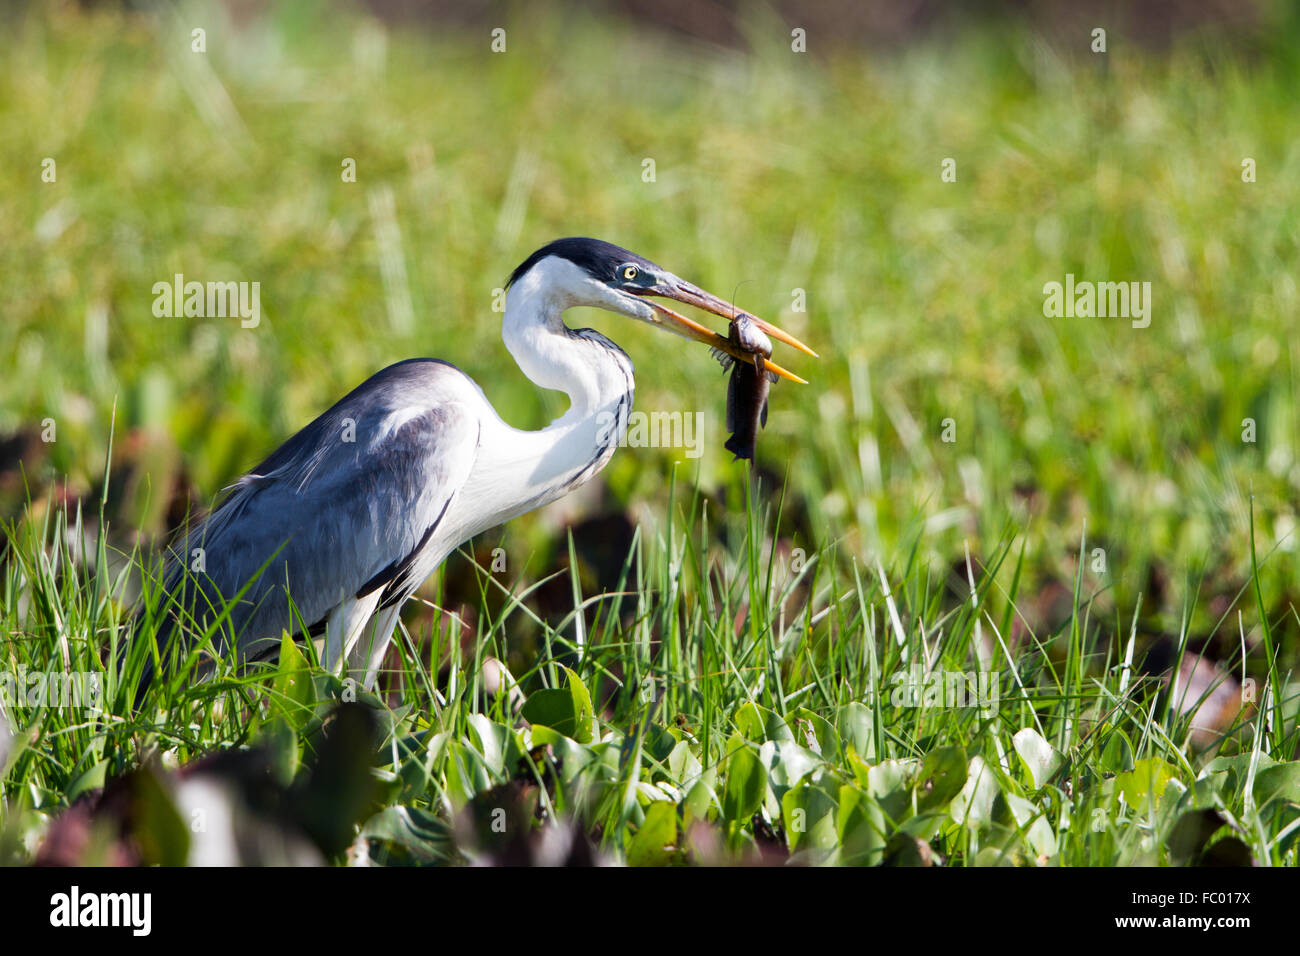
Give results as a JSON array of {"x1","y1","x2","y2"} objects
[{"x1": 148, "y1": 359, "x2": 480, "y2": 664}]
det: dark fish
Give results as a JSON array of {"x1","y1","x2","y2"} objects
[{"x1": 721, "y1": 312, "x2": 774, "y2": 462}]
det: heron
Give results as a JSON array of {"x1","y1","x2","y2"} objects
[{"x1": 136, "y1": 237, "x2": 815, "y2": 692}]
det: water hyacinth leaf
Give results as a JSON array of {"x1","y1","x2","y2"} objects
[
  {"x1": 782, "y1": 782, "x2": 838, "y2": 853},
  {"x1": 1116, "y1": 758, "x2": 1177, "y2": 812},
  {"x1": 773, "y1": 739, "x2": 821, "y2": 789},
  {"x1": 846, "y1": 748, "x2": 873, "y2": 789},
  {"x1": 1252, "y1": 761, "x2": 1300, "y2": 808},
  {"x1": 838, "y1": 702, "x2": 875, "y2": 760},
  {"x1": 563, "y1": 667, "x2": 594, "y2": 744},
  {"x1": 273, "y1": 630, "x2": 314, "y2": 729},
  {"x1": 528, "y1": 725, "x2": 597, "y2": 783},
  {"x1": 866, "y1": 758, "x2": 916, "y2": 824},
  {"x1": 734, "y1": 701, "x2": 793, "y2": 743},
  {"x1": 1203, "y1": 753, "x2": 1269, "y2": 798},
  {"x1": 668, "y1": 739, "x2": 703, "y2": 787},
  {"x1": 396, "y1": 735, "x2": 437, "y2": 798},
  {"x1": 836, "y1": 784, "x2": 886, "y2": 865},
  {"x1": 950, "y1": 754, "x2": 1000, "y2": 825},
  {"x1": 1002, "y1": 792, "x2": 1058, "y2": 859},
  {"x1": 866, "y1": 758, "x2": 914, "y2": 798},
  {"x1": 973, "y1": 845, "x2": 1020, "y2": 867},
  {"x1": 1098, "y1": 731, "x2": 1135, "y2": 775},
  {"x1": 684, "y1": 777, "x2": 719, "y2": 822},
  {"x1": 443, "y1": 740, "x2": 493, "y2": 810},
  {"x1": 722, "y1": 738, "x2": 766, "y2": 822},
  {"x1": 263, "y1": 718, "x2": 299, "y2": 787},
  {"x1": 66, "y1": 759, "x2": 107, "y2": 802},
  {"x1": 1013, "y1": 728, "x2": 1062, "y2": 790},
  {"x1": 627, "y1": 800, "x2": 678, "y2": 866},
  {"x1": 791, "y1": 708, "x2": 839, "y2": 757},
  {"x1": 915, "y1": 746, "x2": 967, "y2": 813},
  {"x1": 466, "y1": 713, "x2": 508, "y2": 775},
  {"x1": 521, "y1": 688, "x2": 580, "y2": 739},
  {"x1": 361, "y1": 805, "x2": 453, "y2": 864}
]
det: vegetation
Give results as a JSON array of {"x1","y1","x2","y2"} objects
[{"x1": 1, "y1": 1, "x2": 1298, "y2": 865}]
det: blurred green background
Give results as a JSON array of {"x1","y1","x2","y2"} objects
[{"x1": 2, "y1": 0, "x2": 1299, "y2": 658}]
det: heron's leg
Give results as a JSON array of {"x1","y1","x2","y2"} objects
[
  {"x1": 322, "y1": 592, "x2": 382, "y2": 675},
  {"x1": 347, "y1": 603, "x2": 402, "y2": 690}
]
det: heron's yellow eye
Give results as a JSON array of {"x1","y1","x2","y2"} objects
[{"x1": 622, "y1": 265, "x2": 639, "y2": 281}]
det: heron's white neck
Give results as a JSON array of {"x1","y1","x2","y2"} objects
[
  {"x1": 501, "y1": 258, "x2": 634, "y2": 422},
  {"x1": 452, "y1": 259, "x2": 635, "y2": 538}
]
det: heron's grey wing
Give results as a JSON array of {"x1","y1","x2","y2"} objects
[{"x1": 153, "y1": 360, "x2": 480, "y2": 663}]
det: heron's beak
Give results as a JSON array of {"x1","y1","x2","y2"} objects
[{"x1": 633, "y1": 276, "x2": 817, "y2": 384}]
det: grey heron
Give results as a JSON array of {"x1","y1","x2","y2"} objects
[{"x1": 137, "y1": 238, "x2": 815, "y2": 692}]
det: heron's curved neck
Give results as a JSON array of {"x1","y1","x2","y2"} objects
[
  {"x1": 502, "y1": 268, "x2": 632, "y2": 425},
  {"x1": 453, "y1": 270, "x2": 634, "y2": 537}
]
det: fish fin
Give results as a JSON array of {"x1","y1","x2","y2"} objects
[
  {"x1": 725, "y1": 368, "x2": 739, "y2": 432},
  {"x1": 724, "y1": 434, "x2": 754, "y2": 461}
]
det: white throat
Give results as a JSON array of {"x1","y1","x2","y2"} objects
[
  {"x1": 502, "y1": 256, "x2": 639, "y2": 422},
  {"x1": 450, "y1": 256, "x2": 636, "y2": 539}
]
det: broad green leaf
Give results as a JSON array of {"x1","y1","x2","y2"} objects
[
  {"x1": 361, "y1": 806, "x2": 452, "y2": 864},
  {"x1": 443, "y1": 740, "x2": 492, "y2": 810},
  {"x1": 627, "y1": 801, "x2": 678, "y2": 866},
  {"x1": 734, "y1": 701, "x2": 793, "y2": 743},
  {"x1": 66, "y1": 759, "x2": 107, "y2": 802},
  {"x1": 527, "y1": 725, "x2": 597, "y2": 782},
  {"x1": 836, "y1": 784, "x2": 887, "y2": 865},
  {"x1": 668, "y1": 740, "x2": 703, "y2": 787},
  {"x1": 866, "y1": 758, "x2": 915, "y2": 825},
  {"x1": 1116, "y1": 758, "x2": 1177, "y2": 811},
  {"x1": 1098, "y1": 731, "x2": 1134, "y2": 775},
  {"x1": 838, "y1": 702, "x2": 875, "y2": 760},
  {"x1": 466, "y1": 713, "x2": 508, "y2": 775},
  {"x1": 684, "y1": 777, "x2": 719, "y2": 822},
  {"x1": 521, "y1": 688, "x2": 579, "y2": 739},
  {"x1": 916, "y1": 746, "x2": 967, "y2": 813},
  {"x1": 772, "y1": 739, "x2": 821, "y2": 789},
  {"x1": 1013, "y1": 728, "x2": 1062, "y2": 789},
  {"x1": 791, "y1": 708, "x2": 839, "y2": 757},
  {"x1": 563, "y1": 667, "x2": 594, "y2": 744},
  {"x1": 263, "y1": 719, "x2": 299, "y2": 787},
  {"x1": 721, "y1": 738, "x2": 766, "y2": 822},
  {"x1": 781, "y1": 781, "x2": 838, "y2": 853},
  {"x1": 950, "y1": 754, "x2": 999, "y2": 825},
  {"x1": 1002, "y1": 792, "x2": 1058, "y2": 859},
  {"x1": 272, "y1": 630, "x2": 314, "y2": 729},
  {"x1": 866, "y1": 758, "x2": 914, "y2": 798},
  {"x1": 1252, "y1": 761, "x2": 1300, "y2": 807}
]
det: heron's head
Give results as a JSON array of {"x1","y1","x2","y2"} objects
[{"x1": 506, "y1": 237, "x2": 816, "y2": 382}]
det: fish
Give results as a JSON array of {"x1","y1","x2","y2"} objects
[{"x1": 718, "y1": 312, "x2": 776, "y2": 462}]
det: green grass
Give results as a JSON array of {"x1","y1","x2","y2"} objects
[
  {"x1": 3, "y1": 466, "x2": 1298, "y2": 865},
  {"x1": 2, "y1": 1, "x2": 1300, "y2": 865}
]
